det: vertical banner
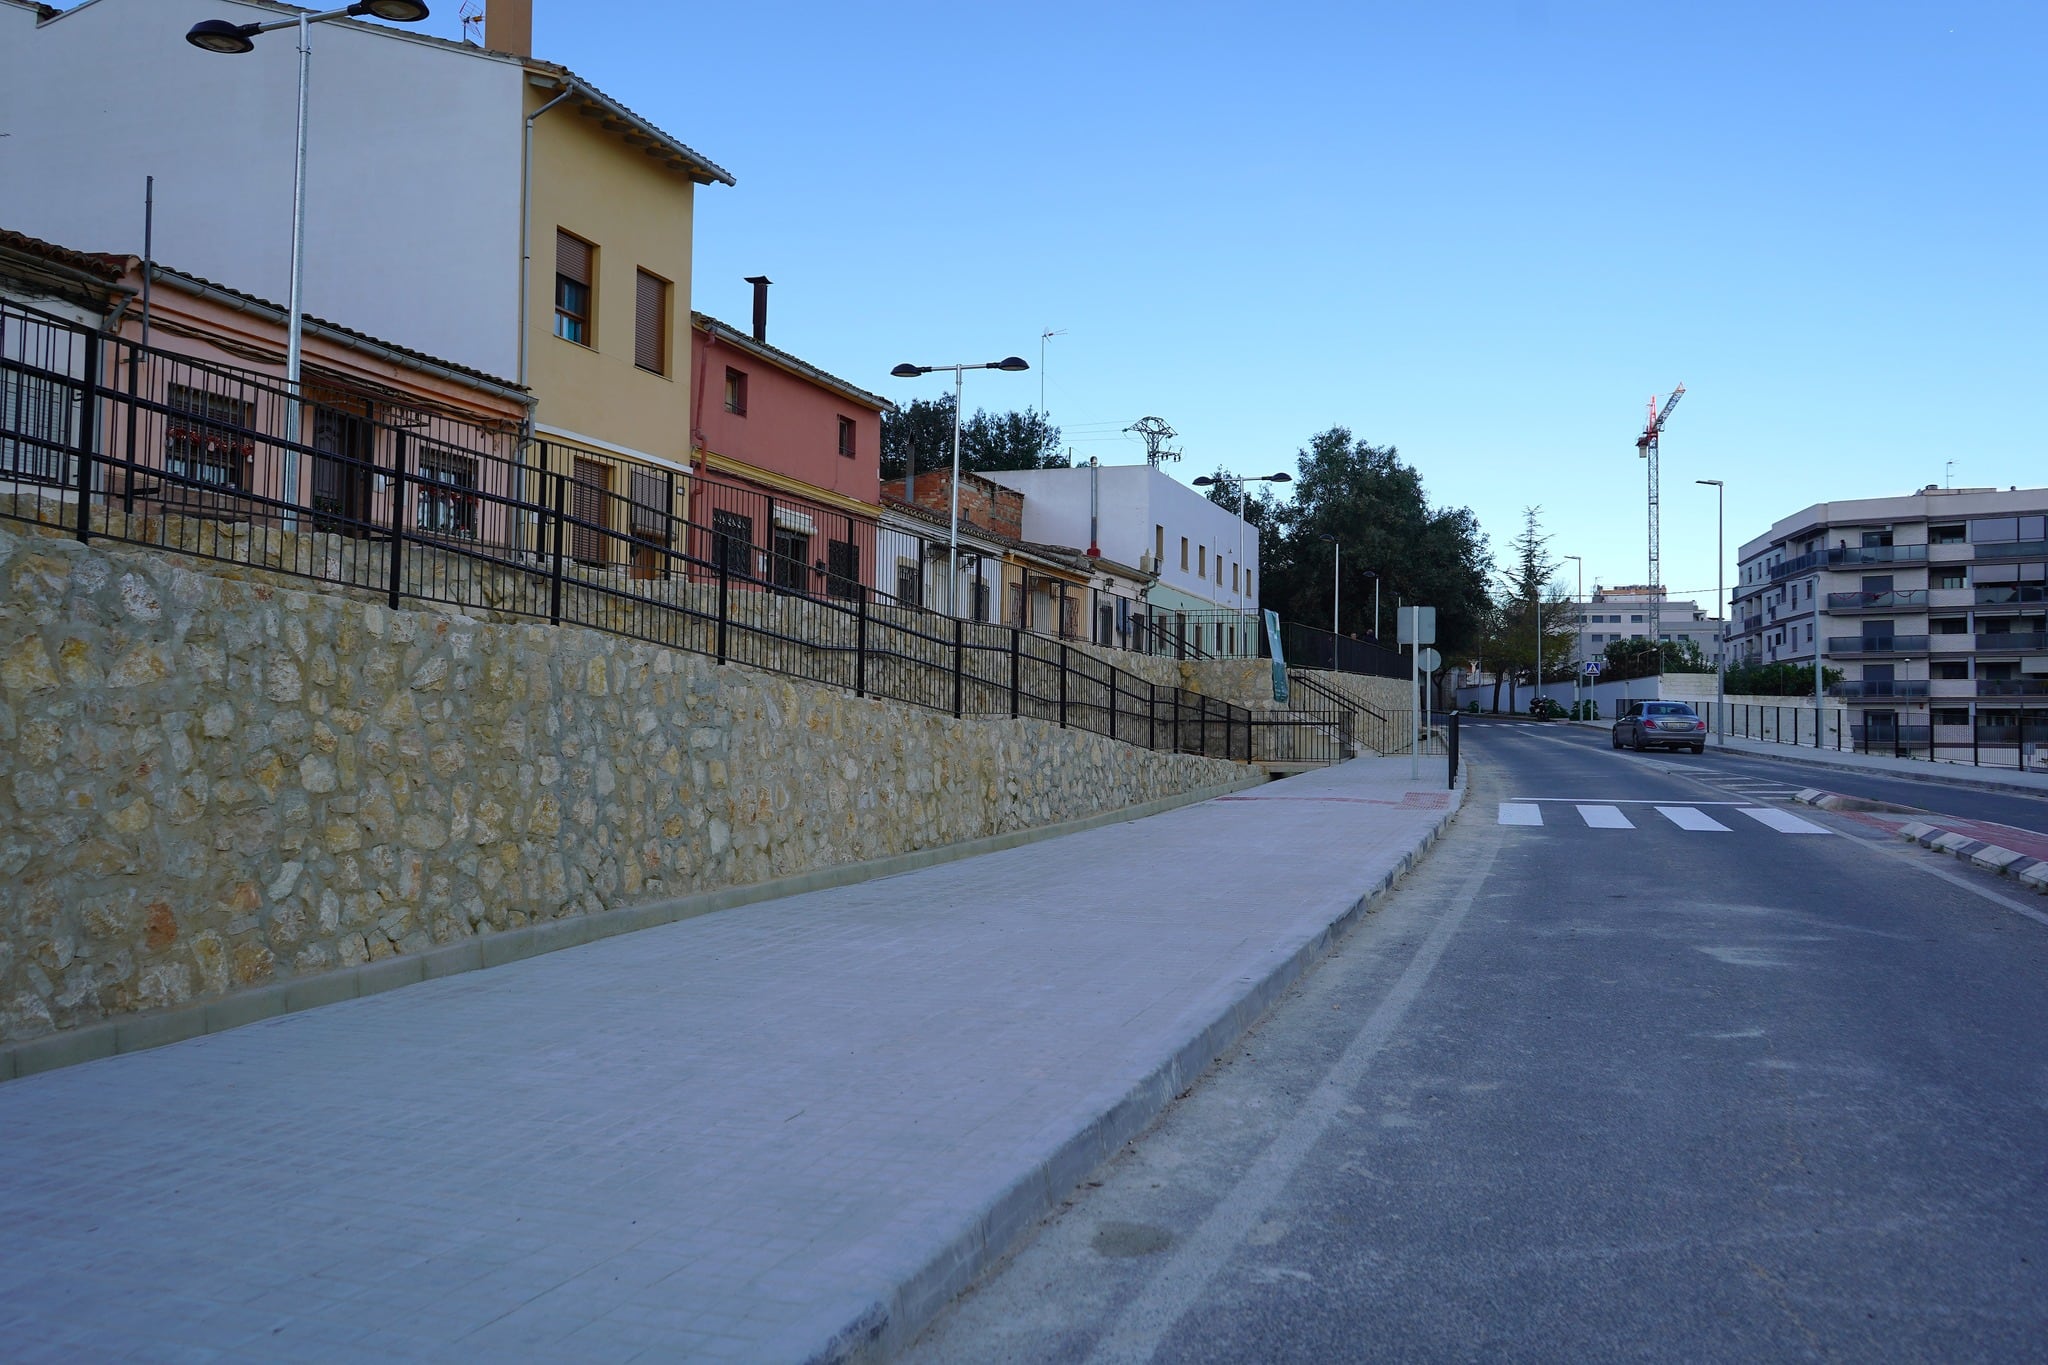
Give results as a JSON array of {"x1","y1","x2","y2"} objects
[{"x1": 1265, "y1": 609, "x2": 1287, "y2": 704}]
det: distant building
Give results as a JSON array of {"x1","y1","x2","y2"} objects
[
  {"x1": 981, "y1": 463, "x2": 1263, "y2": 657},
  {"x1": 1576, "y1": 585, "x2": 1723, "y2": 665},
  {"x1": 1730, "y1": 486, "x2": 2048, "y2": 755}
]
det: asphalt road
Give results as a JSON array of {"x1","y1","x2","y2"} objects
[{"x1": 903, "y1": 722, "x2": 2048, "y2": 1362}]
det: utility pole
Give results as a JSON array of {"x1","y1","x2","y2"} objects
[
  {"x1": 1635, "y1": 384, "x2": 1686, "y2": 651},
  {"x1": 1125, "y1": 416, "x2": 1180, "y2": 468}
]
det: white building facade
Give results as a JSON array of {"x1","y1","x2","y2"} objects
[
  {"x1": 1730, "y1": 485, "x2": 2048, "y2": 757},
  {"x1": 1576, "y1": 586, "x2": 1723, "y2": 665},
  {"x1": 983, "y1": 463, "x2": 1263, "y2": 657}
]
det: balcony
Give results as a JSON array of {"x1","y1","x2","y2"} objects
[
  {"x1": 1771, "y1": 545, "x2": 1929, "y2": 579},
  {"x1": 1978, "y1": 679, "x2": 2048, "y2": 697},
  {"x1": 1976, "y1": 632, "x2": 2048, "y2": 653},
  {"x1": 1826, "y1": 589, "x2": 1928, "y2": 612},
  {"x1": 1829, "y1": 679, "x2": 1931, "y2": 699},
  {"x1": 1927, "y1": 632, "x2": 1974, "y2": 653},
  {"x1": 1929, "y1": 677, "x2": 1977, "y2": 698},
  {"x1": 1928, "y1": 541, "x2": 1976, "y2": 563},
  {"x1": 1739, "y1": 616, "x2": 1764, "y2": 636},
  {"x1": 1826, "y1": 635, "x2": 1928, "y2": 656},
  {"x1": 1927, "y1": 587, "x2": 1976, "y2": 609},
  {"x1": 1975, "y1": 585, "x2": 2047, "y2": 607},
  {"x1": 1975, "y1": 539, "x2": 2048, "y2": 561}
]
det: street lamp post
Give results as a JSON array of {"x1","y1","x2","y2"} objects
[
  {"x1": 1318, "y1": 533, "x2": 1340, "y2": 640},
  {"x1": 1563, "y1": 553, "x2": 1582, "y2": 718},
  {"x1": 890, "y1": 356, "x2": 1030, "y2": 616},
  {"x1": 1360, "y1": 569, "x2": 1380, "y2": 643},
  {"x1": 1697, "y1": 479, "x2": 1725, "y2": 744},
  {"x1": 1195, "y1": 472, "x2": 1290, "y2": 655},
  {"x1": 187, "y1": 2, "x2": 432, "y2": 531}
]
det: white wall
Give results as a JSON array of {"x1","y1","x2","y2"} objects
[
  {"x1": 0, "y1": 0, "x2": 526, "y2": 380},
  {"x1": 985, "y1": 465, "x2": 1257, "y2": 612}
]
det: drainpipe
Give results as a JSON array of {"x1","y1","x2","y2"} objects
[{"x1": 518, "y1": 82, "x2": 577, "y2": 392}]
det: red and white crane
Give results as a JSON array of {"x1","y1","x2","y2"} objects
[{"x1": 1634, "y1": 383, "x2": 1686, "y2": 648}]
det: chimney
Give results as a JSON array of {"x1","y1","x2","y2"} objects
[
  {"x1": 744, "y1": 275, "x2": 771, "y2": 343},
  {"x1": 488, "y1": 0, "x2": 532, "y2": 57}
]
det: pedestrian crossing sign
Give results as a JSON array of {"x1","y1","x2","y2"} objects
[{"x1": 1583, "y1": 659, "x2": 1604, "y2": 676}]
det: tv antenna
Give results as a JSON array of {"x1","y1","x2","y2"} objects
[
  {"x1": 459, "y1": 0, "x2": 485, "y2": 44},
  {"x1": 1125, "y1": 416, "x2": 1180, "y2": 467}
]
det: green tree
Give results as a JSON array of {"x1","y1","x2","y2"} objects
[
  {"x1": 880, "y1": 396, "x2": 1064, "y2": 483},
  {"x1": 1257, "y1": 429, "x2": 1491, "y2": 656},
  {"x1": 1493, "y1": 507, "x2": 1580, "y2": 707}
]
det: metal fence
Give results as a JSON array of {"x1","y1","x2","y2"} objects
[
  {"x1": 1707, "y1": 701, "x2": 2048, "y2": 770},
  {"x1": 1277, "y1": 620, "x2": 1410, "y2": 682},
  {"x1": 0, "y1": 299, "x2": 1255, "y2": 763}
]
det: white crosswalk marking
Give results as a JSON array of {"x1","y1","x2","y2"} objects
[
  {"x1": 1738, "y1": 807, "x2": 1833, "y2": 835},
  {"x1": 1658, "y1": 806, "x2": 1731, "y2": 832},
  {"x1": 1497, "y1": 803, "x2": 1544, "y2": 826},
  {"x1": 1576, "y1": 805, "x2": 1635, "y2": 829}
]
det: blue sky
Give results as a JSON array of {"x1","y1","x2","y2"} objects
[{"x1": 422, "y1": 1, "x2": 2044, "y2": 617}]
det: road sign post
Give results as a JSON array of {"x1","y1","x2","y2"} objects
[{"x1": 1400, "y1": 607, "x2": 1436, "y2": 779}]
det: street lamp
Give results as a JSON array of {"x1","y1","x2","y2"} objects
[
  {"x1": 1563, "y1": 553, "x2": 1582, "y2": 718},
  {"x1": 186, "y1": 2, "x2": 433, "y2": 531},
  {"x1": 890, "y1": 356, "x2": 1029, "y2": 616},
  {"x1": 1359, "y1": 569, "x2": 1380, "y2": 643},
  {"x1": 1194, "y1": 471, "x2": 1290, "y2": 655},
  {"x1": 1317, "y1": 533, "x2": 1341, "y2": 639},
  {"x1": 1697, "y1": 478, "x2": 1725, "y2": 744}
]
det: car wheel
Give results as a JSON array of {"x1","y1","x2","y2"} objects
[
  {"x1": 1631, "y1": 735, "x2": 1645, "y2": 752},
  {"x1": 1690, "y1": 744, "x2": 1705, "y2": 755},
  {"x1": 1611, "y1": 734, "x2": 1622, "y2": 749}
]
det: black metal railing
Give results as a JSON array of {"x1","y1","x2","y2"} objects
[
  {"x1": 0, "y1": 300, "x2": 1254, "y2": 764},
  {"x1": 1277, "y1": 621, "x2": 1408, "y2": 681}
]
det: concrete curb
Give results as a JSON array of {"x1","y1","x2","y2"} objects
[
  {"x1": 1790, "y1": 788, "x2": 1926, "y2": 816},
  {"x1": 830, "y1": 767, "x2": 1470, "y2": 1365},
  {"x1": 2, "y1": 773, "x2": 1265, "y2": 1084},
  {"x1": 1894, "y1": 820, "x2": 2048, "y2": 894}
]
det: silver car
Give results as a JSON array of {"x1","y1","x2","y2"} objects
[{"x1": 1613, "y1": 700, "x2": 1708, "y2": 754}]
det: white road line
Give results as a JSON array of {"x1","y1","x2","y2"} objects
[
  {"x1": 1506, "y1": 798, "x2": 1756, "y2": 805},
  {"x1": 1577, "y1": 804, "x2": 1635, "y2": 829},
  {"x1": 1658, "y1": 806, "x2": 1731, "y2": 832},
  {"x1": 1739, "y1": 807, "x2": 1833, "y2": 835},
  {"x1": 1497, "y1": 803, "x2": 1544, "y2": 826}
]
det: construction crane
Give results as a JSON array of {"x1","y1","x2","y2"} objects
[{"x1": 1634, "y1": 383, "x2": 1685, "y2": 648}]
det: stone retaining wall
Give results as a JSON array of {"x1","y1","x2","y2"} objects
[{"x1": 0, "y1": 523, "x2": 1246, "y2": 1047}]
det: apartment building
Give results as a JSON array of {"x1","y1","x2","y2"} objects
[
  {"x1": 1730, "y1": 486, "x2": 2048, "y2": 754},
  {"x1": 1576, "y1": 585, "x2": 1723, "y2": 664}
]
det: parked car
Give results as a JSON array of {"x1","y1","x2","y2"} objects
[{"x1": 1612, "y1": 699, "x2": 1708, "y2": 753}]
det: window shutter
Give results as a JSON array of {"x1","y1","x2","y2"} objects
[
  {"x1": 557, "y1": 231, "x2": 591, "y2": 286},
  {"x1": 634, "y1": 270, "x2": 666, "y2": 373}
]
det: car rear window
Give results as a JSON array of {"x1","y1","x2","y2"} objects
[{"x1": 1645, "y1": 703, "x2": 1697, "y2": 715}]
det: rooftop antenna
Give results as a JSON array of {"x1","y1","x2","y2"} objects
[
  {"x1": 458, "y1": 0, "x2": 485, "y2": 45},
  {"x1": 1945, "y1": 459, "x2": 1954, "y2": 489},
  {"x1": 1126, "y1": 415, "x2": 1180, "y2": 467}
]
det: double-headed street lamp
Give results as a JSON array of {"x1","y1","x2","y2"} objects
[
  {"x1": 187, "y1": 2, "x2": 433, "y2": 529},
  {"x1": 890, "y1": 356, "x2": 1029, "y2": 615},
  {"x1": 1193, "y1": 471, "x2": 1290, "y2": 655},
  {"x1": 1697, "y1": 478, "x2": 1726, "y2": 743}
]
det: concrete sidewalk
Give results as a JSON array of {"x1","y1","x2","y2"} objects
[{"x1": 0, "y1": 756, "x2": 1461, "y2": 1364}]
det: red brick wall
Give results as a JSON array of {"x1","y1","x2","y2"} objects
[{"x1": 882, "y1": 471, "x2": 1023, "y2": 540}]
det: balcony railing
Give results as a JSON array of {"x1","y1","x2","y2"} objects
[
  {"x1": 1772, "y1": 545, "x2": 1928, "y2": 579},
  {"x1": 1975, "y1": 539, "x2": 2048, "y2": 560},
  {"x1": 1976, "y1": 585, "x2": 2048, "y2": 606},
  {"x1": 1829, "y1": 679, "x2": 1931, "y2": 699},
  {"x1": 1739, "y1": 616, "x2": 1763, "y2": 635},
  {"x1": 1826, "y1": 635, "x2": 1929, "y2": 655},
  {"x1": 1978, "y1": 679, "x2": 2048, "y2": 696},
  {"x1": 1974, "y1": 632, "x2": 2048, "y2": 653},
  {"x1": 1826, "y1": 589, "x2": 1928, "y2": 612}
]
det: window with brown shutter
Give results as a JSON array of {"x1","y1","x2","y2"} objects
[
  {"x1": 634, "y1": 269, "x2": 668, "y2": 374},
  {"x1": 571, "y1": 456, "x2": 611, "y2": 563},
  {"x1": 554, "y1": 231, "x2": 593, "y2": 346}
]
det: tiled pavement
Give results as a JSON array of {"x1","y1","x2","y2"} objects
[{"x1": 0, "y1": 756, "x2": 1461, "y2": 1364}]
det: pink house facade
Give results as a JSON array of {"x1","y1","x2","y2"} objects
[{"x1": 686, "y1": 290, "x2": 888, "y2": 599}]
